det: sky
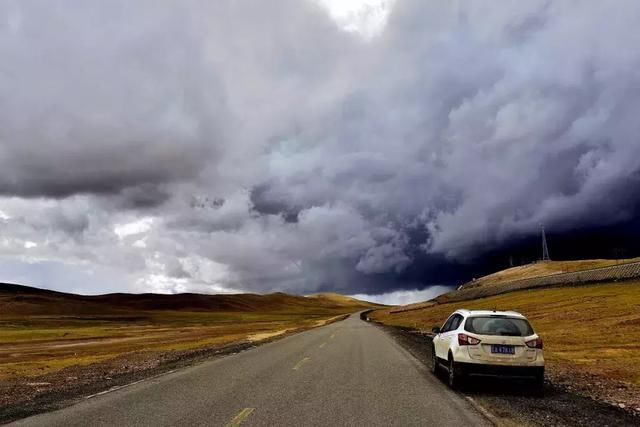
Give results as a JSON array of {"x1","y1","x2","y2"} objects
[{"x1": 1, "y1": 0, "x2": 640, "y2": 304}]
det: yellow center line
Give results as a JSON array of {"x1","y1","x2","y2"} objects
[
  {"x1": 225, "y1": 408, "x2": 254, "y2": 427},
  {"x1": 293, "y1": 357, "x2": 311, "y2": 370},
  {"x1": 319, "y1": 342, "x2": 327, "y2": 348}
]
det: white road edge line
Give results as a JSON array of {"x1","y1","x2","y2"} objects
[
  {"x1": 292, "y1": 357, "x2": 311, "y2": 371},
  {"x1": 464, "y1": 395, "x2": 502, "y2": 427},
  {"x1": 85, "y1": 369, "x2": 177, "y2": 399}
]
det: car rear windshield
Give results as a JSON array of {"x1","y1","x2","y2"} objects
[{"x1": 464, "y1": 316, "x2": 534, "y2": 337}]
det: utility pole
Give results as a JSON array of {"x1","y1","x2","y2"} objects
[{"x1": 541, "y1": 226, "x2": 551, "y2": 261}]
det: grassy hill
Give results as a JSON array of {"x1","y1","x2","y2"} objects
[
  {"x1": 0, "y1": 283, "x2": 377, "y2": 382},
  {"x1": 422, "y1": 257, "x2": 640, "y2": 306},
  {"x1": 462, "y1": 258, "x2": 640, "y2": 289},
  {"x1": 306, "y1": 292, "x2": 369, "y2": 305}
]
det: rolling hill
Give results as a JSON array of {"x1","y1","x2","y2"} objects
[{"x1": 0, "y1": 283, "x2": 378, "y2": 317}]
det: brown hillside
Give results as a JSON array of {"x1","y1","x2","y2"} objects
[
  {"x1": 0, "y1": 283, "x2": 376, "y2": 318},
  {"x1": 464, "y1": 258, "x2": 640, "y2": 289},
  {"x1": 307, "y1": 292, "x2": 382, "y2": 306}
]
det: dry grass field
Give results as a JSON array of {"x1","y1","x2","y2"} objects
[
  {"x1": 465, "y1": 258, "x2": 640, "y2": 288},
  {"x1": 372, "y1": 281, "x2": 640, "y2": 387},
  {"x1": 0, "y1": 284, "x2": 376, "y2": 381}
]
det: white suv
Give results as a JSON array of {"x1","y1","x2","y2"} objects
[{"x1": 431, "y1": 309, "x2": 544, "y2": 391}]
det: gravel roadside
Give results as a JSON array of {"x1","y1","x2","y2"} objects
[{"x1": 0, "y1": 339, "x2": 260, "y2": 425}]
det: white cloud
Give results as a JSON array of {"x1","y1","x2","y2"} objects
[
  {"x1": 114, "y1": 217, "x2": 154, "y2": 239},
  {"x1": 351, "y1": 286, "x2": 452, "y2": 306},
  {"x1": 314, "y1": 0, "x2": 396, "y2": 39},
  {"x1": 132, "y1": 239, "x2": 147, "y2": 249}
]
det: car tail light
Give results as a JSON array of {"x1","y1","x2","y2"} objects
[
  {"x1": 458, "y1": 333, "x2": 481, "y2": 346},
  {"x1": 525, "y1": 337, "x2": 543, "y2": 349}
]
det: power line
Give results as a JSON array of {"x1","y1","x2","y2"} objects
[{"x1": 541, "y1": 226, "x2": 551, "y2": 261}]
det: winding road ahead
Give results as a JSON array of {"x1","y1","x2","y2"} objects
[{"x1": 10, "y1": 314, "x2": 489, "y2": 426}]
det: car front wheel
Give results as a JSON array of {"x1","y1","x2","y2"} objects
[{"x1": 430, "y1": 345, "x2": 438, "y2": 375}]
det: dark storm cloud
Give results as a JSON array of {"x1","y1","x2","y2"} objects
[
  {"x1": 114, "y1": 186, "x2": 173, "y2": 210},
  {"x1": 2, "y1": 0, "x2": 640, "y2": 300},
  {"x1": 0, "y1": 0, "x2": 223, "y2": 199},
  {"x1": 250, "y1": 184, "x2": 301, "y2": 223}
]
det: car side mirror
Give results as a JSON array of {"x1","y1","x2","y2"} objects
[{"x1": 432, "y1": 326, "x2": 441, "y2": 334}]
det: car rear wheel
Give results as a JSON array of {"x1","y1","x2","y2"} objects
[
  {"x1": 448, "y1": 356, "x2": 464, "y2": 389},
  {"x1": 533, "y1": 372, "x2": 545, "y2": 396}
]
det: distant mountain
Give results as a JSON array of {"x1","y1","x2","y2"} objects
[{"x1": 0, "y1": 283, "x2": 381, "y2": 317}]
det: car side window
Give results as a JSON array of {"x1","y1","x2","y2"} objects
[
  {"x1": 441, "y1": 315, "x2": 455, "y2": 332},
  {"x1": 450, "y1": 314, "x2": 463, "y2": 331}
]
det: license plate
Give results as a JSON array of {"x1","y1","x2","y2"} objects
[{"x1": 491, "y1": 345, "x2": 515, "y2": 354}]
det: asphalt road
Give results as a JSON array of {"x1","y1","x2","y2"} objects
[{"x1": 9, "y1": 314, "x2": 490, "y2": 427}]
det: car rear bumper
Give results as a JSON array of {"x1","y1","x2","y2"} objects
[{"x1": 458, "y1": 362, "x2": 544, "y2": 379}]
